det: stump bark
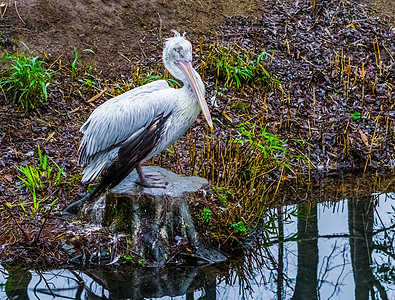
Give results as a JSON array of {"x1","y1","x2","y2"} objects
[{"x1": 79, "y1": 166, "x2": 226, "y2": 266}]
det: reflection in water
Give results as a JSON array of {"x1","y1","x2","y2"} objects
[
  {"x1": 0, "y1": 192, "x2": 394, "y2": 299},
  {"x1": 3, "y1": 265, "x2": 31, "y2": 300},
  {"x1": 293, "y1": 202, "x2": 318, "y2": 300},
  {"x1": 349, "y1": 195, "x2": 390, "y2": 300}
]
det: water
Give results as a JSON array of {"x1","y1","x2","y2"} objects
[{"x1": 1, "y1": 191, "x2": 394, "y2": 299}]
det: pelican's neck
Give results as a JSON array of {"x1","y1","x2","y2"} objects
[
  {"x1": 164, "y1": 58, "x2": 185, "y2": 82},
  {"x1": 178, "y1": 78, "x2": 204, "y2": 118},
  {"x1": 181, "y1": 68, "x2": 205, "y2": 99}
]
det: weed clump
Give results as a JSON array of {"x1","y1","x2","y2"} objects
[
  {"x1": 183, "y1": 123, "x2": 310, "y2": 246},
  {"x1": 17, "y1": 145, "x2": 65, "y2": 218},
  {"x1": 0, "y1": 43, "x2": 53, "y2": 111},
  {"x1": 201, "y1": 43, "x2": 281, "y2": 90}
]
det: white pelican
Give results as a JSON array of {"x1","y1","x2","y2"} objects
[{"x1": 72, "y1": 30, "x2": 212, "y2": 206}]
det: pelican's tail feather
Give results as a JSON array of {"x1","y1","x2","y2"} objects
[{"x1": 80, "y1": 148, "x2": 118, "y2": 183}]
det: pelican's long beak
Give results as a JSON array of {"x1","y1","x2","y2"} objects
[{"x1": 177, "y1": 61, "x2": 213, "y2": 130}]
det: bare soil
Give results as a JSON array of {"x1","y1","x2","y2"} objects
[{"x1": 1, "y1": 0, "x2": 259, "y2": 77}]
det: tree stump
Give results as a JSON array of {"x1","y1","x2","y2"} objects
[{"x1": 79, "y1": 166, "x2": 226, "y2": 266}]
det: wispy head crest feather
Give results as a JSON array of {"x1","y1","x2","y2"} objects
[
  {"x1": 170, "y1": 30, "x2": 187, "y2": 39},
  {"x1": 164, "y1": 30, "x2": 188, "y2": 48},
  {"x1": 171, "y1": 29, "x2": 181, "y2": 37}
]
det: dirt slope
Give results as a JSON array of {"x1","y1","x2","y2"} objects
[{"x1": 1, "y1": 0, "x2": 259, "y2": 76}]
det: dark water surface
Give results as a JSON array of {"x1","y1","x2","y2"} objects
[{"x1": 1, "y1": 188, "x2": 394, "y2": 299}]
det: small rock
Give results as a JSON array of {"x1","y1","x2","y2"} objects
[{"x1": 25, "y1": 151, "x2": 34, "y2": 157}]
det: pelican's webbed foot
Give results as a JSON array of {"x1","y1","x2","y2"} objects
[
  {"x1": 136, "y1": 165, "x2": 168, "y2": 188},
  {"x1": 135, "y1": 177, "x2": 168, "y2": 188}
]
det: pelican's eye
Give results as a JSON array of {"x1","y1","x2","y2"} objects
[{"x1": 174, "y1": 46, "x2": 185, "y2": 59}]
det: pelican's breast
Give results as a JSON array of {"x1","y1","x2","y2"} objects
[{"x1": 147, "y1": 87, "x2": 201, "y2": 159}]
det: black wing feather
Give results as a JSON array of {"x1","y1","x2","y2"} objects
[{"x1": 87, "y1": 112, "x2": 171, "y2": 200}]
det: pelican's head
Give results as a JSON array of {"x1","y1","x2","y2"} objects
[
  {"x1": 163, "y1": 30, "x2": 213, "y2": 130},
  {"x1": 163, "y1": 31, "x2": 193, "y2": 80}
]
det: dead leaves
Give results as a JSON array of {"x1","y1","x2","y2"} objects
[{"x1": 359, "y1": 130, "x2": 369, "y2": 146}]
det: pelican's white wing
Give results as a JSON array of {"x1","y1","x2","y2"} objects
[{"x1": 78, "y1": 80, "x2": 172, "y2": 182}]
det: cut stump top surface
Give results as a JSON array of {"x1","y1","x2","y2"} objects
[{"x1": 111, "y1": 166, "x2": 209, "y2": 197}]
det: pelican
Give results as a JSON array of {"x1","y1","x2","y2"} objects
[{"x1": 66, "y1": 31, "x2": 213, "y2": 211}]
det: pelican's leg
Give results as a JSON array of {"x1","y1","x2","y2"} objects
[{"x1": 135, "y1": 164, "x2": 168, "y2": 188}]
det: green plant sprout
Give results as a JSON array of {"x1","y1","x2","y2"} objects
[
  {"x1": 17, "y1": 145, "x2": 65, "y2": 217},
  {"x1": 198, "y1": 208, "x2": 212, "y2": 223},
  {"x1": 166, "y1": 141, "x2": 178, "y2": 156},
  {"x1": 236, "y1": 122, "x2": 288, "y2": 161},
  {"x1": 71, "y1": 48, "x2": 95, "y2": 76},
  {"x1": 228, "y1": 122, "x2": 308, "y2": 190},
  {"x1": 232, "y1": 221, "x2": 246, "y2": 233},
  {"x1": 213, "y1": 186, "x2": 233, "y2": 206},
  {"x1": 351, "y1": 111, "x2": 361, "y2": 121},
  {"x1": 0, "y1": 42, "x2": 53, "y2": 110},
  {"x1": 202, "y1": 44, "x2": 281, "y2": 90}
]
